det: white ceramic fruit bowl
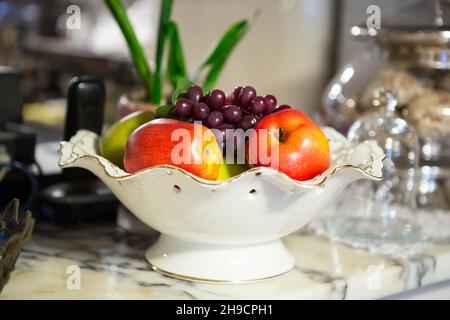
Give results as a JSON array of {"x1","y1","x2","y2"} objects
[{"x1": 59, "y1": 127, "x2": 384, "y2": 283}]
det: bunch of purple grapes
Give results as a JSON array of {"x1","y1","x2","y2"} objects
[
  {"x1": 173, "y1": 85, "x2": 290, "y2": 128},
  {"x1": 173, "y1": 85, "x2": 291, "y2": 152}
]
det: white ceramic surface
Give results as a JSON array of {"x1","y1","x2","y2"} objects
[{"x1": 58, "y1": 127, "x2": 384, "y2": 282}]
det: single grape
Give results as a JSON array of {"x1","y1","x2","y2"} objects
[
  {"x1": 231, "y1": 86, "x2": 243, "y2": 105},
  {"x1": 264, "y1": 95, "x2": 277, "y2": 114},
  {"x1": 207, "y1": 89, "x2": 226, "y2": 110},
  {"x1": 264, "y1": 95, "x2": 277, "y2": 107},
  {"x1": 188, "y1": 85, "x2": 203, "y2": 103},
  {"x1": 240, "y1": 86, "x2": 256, "y2": 107},
  {"x1": 175, "y1": 98, "x2": 193, "y2": 117},
  {"x1": 249, "y1": 96, "x2": 265, "y2": 114},
  {"x1": 239, "y1": 114, "x2": 256, "y2": 130},
  {"x1": 206, "y1": 110, "x2": 224, "y2": 128},
  {"x1": 192, "y1": 102, "x2": 209, "y2": 120},
  {"x1": 222, "y1": 105, "x2": 242, "y2": 123},
  {"x1": 273, "y1": 105, "x2": 291, "y2": 113}
]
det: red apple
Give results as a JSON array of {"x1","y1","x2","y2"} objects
[
  {"x1": 246, "y1": 109, "x2": 330, "y2": 181},
  {"x1": 124, "y1": 119, "x2": 222, "y2": 180}
]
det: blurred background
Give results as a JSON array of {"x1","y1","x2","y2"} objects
[{"x1": 0, "y1": 0, "x2": 420, "y2": 114}]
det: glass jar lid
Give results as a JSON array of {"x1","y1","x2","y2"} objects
[
  {"x1": 351, "y1": 1, "x2": 450, "y2": 69},
  {"x1": 352, "y1": 1, "x2": 450, "y2": 43},
  {"x1": 379, "y1": 0, "x2": 450, "y2": 31}
]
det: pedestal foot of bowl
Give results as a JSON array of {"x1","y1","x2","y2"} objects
[{"x1": 144, "y1": 235, "x2": 295, "y2": 283}]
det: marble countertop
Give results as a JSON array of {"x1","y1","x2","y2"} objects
[{"x1": 2, "y1": 222, "x2": 450, "y2": 300}]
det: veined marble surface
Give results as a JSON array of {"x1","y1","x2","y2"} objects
[{"x1": 1, "y1": 223, "x2": 450, "y2": 300}]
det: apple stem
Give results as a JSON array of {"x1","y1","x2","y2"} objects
[{"x1": 279, "y1": 128, "x2": 285, "y2": 142}]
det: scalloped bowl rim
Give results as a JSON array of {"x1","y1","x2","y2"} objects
[{"x1": 58, "y1": 134, "x2": 384, "y2": 190}]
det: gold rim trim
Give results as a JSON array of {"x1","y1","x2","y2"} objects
[
  {"x1": 61, "y1": 152, "x2": 383, "y2": 188},
  {"x1": 59, "y1": 146, "x2": 384, "y2": 190},
  {"x1": 58, "y1": 129, "x2": 384, "y2": 189},
  {"x1": 143, "y1": 257, "x2": 290, "y2": 284}
]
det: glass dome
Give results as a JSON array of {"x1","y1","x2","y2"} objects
[
  {"x1": 328, "y1": 88, "x2": 422, "y2": 243},
  {"x1": 322, "y1": 0, "x2": 450, "y2": 210}
]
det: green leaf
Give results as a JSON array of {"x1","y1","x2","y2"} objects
[
  {"x1": 104, "y1": 0, "x2": 153, "y2": 100},
  {"x1": 200, "y1": 20, "x2": 248, "y2": 68},
  {"x1": 171, "y1": 77, "x2": 192, "y2": 104},
  {"x1": 152, "y1": 0, "x2": 173, "y2": 105},
  {"x1": 166, "y1": 21, "x2": 188, "y2": 89},
  {"x1": 202, "y1": 57, "x2": 226, "y2": 93},
  {"x1": 155, "y1": 105, "x2": 175, "y2": 118},
  {"x1": 197, "y1": 20, "x2": 249, "y2": 91}
]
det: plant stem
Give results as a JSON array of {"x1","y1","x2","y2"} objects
[
  {"x1": 104, "y1": 0, "x2": 153, "y2": 100},
  {"x1": 152, "y1": 0, "x2": 173, "y2": 104},
  {"x1": 166, "y1": 21, "x2": 188, "y2": 89}
]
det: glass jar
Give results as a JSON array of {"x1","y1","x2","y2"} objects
[
  {"x1": 322, "y1": 0, "x2": 450, "y2": 210},
  {"x1": 328, "y1": 88, "x2": 422, "y2": 244}
]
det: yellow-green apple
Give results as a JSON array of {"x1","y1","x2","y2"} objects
[
  {"x1": 100, "y1": 110, "x2": 154, "y2": 168},
  {"x1": 216, "y1": 161, "x2": 248, "y2": 181},
  {"x1": 124, "y1": 119, "x2": 222, "y2": 180},
  {"x1": 246, "y1": 109, "x2": 330, "y2": 181}
]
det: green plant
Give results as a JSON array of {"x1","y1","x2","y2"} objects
[{"x1": 105, "y1": 0, "x2": 250, "y2": 105}]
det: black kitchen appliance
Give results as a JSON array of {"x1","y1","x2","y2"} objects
[{"x1": 41, "y1": 76, "x2": 118, "y2": 226}]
